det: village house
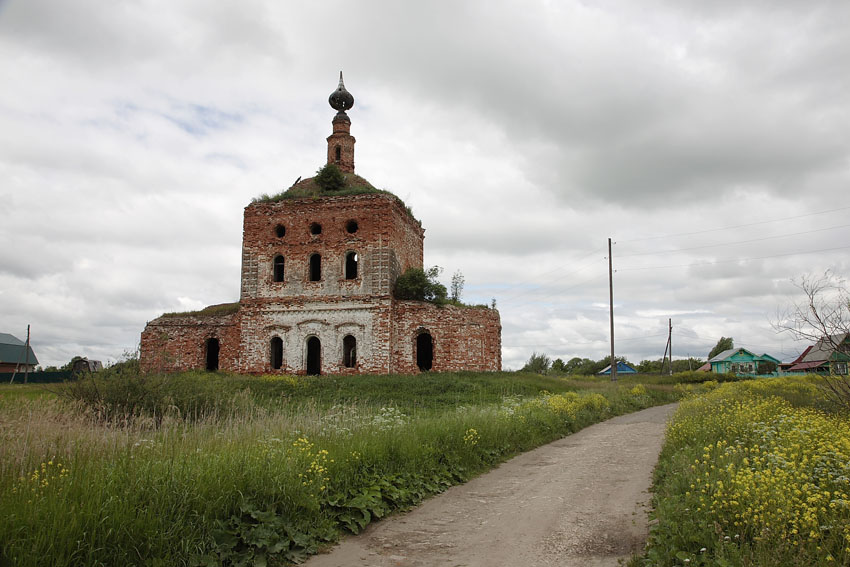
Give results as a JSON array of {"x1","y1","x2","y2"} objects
[
  {"x1": 786, "y1": 333, "x2": 850, "y2": 375},
  {"x1": 0, "y1": 332, "x2": 39, "y2": 373},
  {"x1": 708, "y1": 347, "x2": 781, "y2": 376},
  {"x1": 140, "y1": 74, "x2": 501, "y2": 375}
]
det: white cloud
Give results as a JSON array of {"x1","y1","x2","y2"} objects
[{"x1": 0, "y1": 0, "x2": 847, "y2": 369}]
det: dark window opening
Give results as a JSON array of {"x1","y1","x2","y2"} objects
[
  {"x1": 346, "y1": 220, "x2": 358, "y2": 233},
  {"x1": 310, "y1": 222, "x2": 322, "y2": 235},
  {"x1": 416, "y1": 333, "x2": 433, "y2": 371},
  {"x1": 275, "y1": 224, "x2": 286, "y2": 238},
  {"x1": 271, "y1": 337, "x2": 283, "y2": 370},
  {"x1": 345, "y1": 252, "x2": 358, "y2": 280},
  {"x1": 309, "y1": 253, "x2": 322, "y2": 281},
  {"x1": 306, "y1": 336, "x2": 321, "y2": 375},
  {"x1": 335, "y1": 146, "x2": 341, "y2": 162},
  {"x1": 205, "y1": 338, "x2": 220, "y2": 371},
  {"x1": 343, "y1": 335, "x2": 356, "y2": 368},
  {"x1": 273, "y1": 255, "x2": 285, "y2": 282}
]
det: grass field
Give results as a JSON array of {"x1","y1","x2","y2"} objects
[
  {"x1": 0, "y1": 369, "x2": 680, "y2": 567},
  {"x1": 635, "y1": 375, "x2": 850, "y2": 567}
]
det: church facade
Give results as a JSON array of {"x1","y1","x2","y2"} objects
[{"x1": 139, "y1": 75, "x2": 501, "y2": 375}]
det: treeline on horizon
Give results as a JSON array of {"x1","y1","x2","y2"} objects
[{"x1": 521, "y1": 352, "x2": 705, "y2": 375}]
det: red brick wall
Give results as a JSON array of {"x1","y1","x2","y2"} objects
[
  {"x1": 390, "y1": 301, "x2": 502, "y2": 374},
  {"x1": 140, "y1": 313, "x2": 241, "y2": 373},
  {"x1": 240, "y1": 193, "x2": 423, "y2": 301},
  {"x1": 140, "y1": 192, "x2": 501, "y2": 376},
  {"x1": 326, "y1": 115, "x2": 355, "y2": 173}
]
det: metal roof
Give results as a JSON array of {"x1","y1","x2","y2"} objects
[
  {"x1": 0, "y1": 333, "x2": 39, "y2": 365},
  {"x1": 708, "y1": 348, "x2": 744, "y2": 363},
  {"x1": 801, "y1": 333, "x2": 849, "y2": 363}
]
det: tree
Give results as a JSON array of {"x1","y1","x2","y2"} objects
[
  {"x1": 708, "y1": 337, "x2": 734, "y2": 360},
  {"x1": 314, "y1": 163, "x2": 346, "y2": 192},
  {"x1": 564, "y1": 357, "x2": 587, "y2": 373},
  {"x1": 774, "y1": 271, "x2": 850, "y2": 409},
  {"x1": 550, "y1": 358, "x2": 566, "y2": 373},
  {"x1": 394, "y1": 266, "x2": 447, "y2": 303},
  {"x1": 450, "y1": 270, "x2": 465, "y2": 303},
  {"x1": 521, "y1": 352, "x2": 551, "y2": 374}
]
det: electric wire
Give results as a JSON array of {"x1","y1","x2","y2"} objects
[
  {"x1": 618, "y1": 244, "x2": 850, "y2": 272},
  {"x1": 617, "y1": 223, "x2": 850, "y2": 258},
  {"x1": 619, "y1": 205, "x2": 850, "y2": 243}
]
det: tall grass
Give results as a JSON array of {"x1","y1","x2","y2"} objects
[
  {"x1": 636, "y1": 375, "x2": 850, "y2": 567},
  {"x1": 1, "y1": 371, "x2": 678, "y2": 566}
]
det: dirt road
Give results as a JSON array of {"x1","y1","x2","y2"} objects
[{"x1": 304, "y1": 403, "x2": 677, "y2": 567}]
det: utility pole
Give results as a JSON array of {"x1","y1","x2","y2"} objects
[
  {"x1": 660, "y1": 319, "x2": 673, "y2": 375},
  {"x1": 24, "y1": 325, "x2": 31, "y2": 384},
  {"x1": 608, "y1": 238, "x2": 616, "y2": 381},
  {"x1": 667, "y1": 318, "x2": 673, "y2": 376}
]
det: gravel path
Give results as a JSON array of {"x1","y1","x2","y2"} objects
[{"x1": 304, "y1": 402, "x2": 677, "y2": 567}]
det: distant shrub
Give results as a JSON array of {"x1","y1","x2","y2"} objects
[{"x1": 521, "y1": 352, "x2": 551, "y2": 375}]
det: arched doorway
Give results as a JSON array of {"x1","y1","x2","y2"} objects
[
  {"x1": 416, "y1": 332, "x2": 433, "y2": 371},
  {"x1": 343, "y1": 335, "x2": 356, "y2": 368},
  {"x1": 306, "y1": 336, "x2": 321, "y2": 375},
  {"x1": 205, "y1": 338, "x2": 220, "y2": 371},
  {"x1": 270, "y1": 337, "x2": 283, "y2": 370}
]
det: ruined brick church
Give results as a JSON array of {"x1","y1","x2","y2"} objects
[{"x1": 140, "y1": 74, "x2": 501, "y2": 375}]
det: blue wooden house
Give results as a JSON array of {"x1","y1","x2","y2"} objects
[{"x1": 597, "y1": 361, "x2": 638, "y2": 375}]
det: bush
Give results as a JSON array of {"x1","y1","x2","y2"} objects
[
  {"x1": 521, "y1": 352, "x2": 551, "y2": 374},
  {"x1": 394, "y1": 267, "x2": 447, "y2": 303},
  {"x1": 314, "y1": 163, "x2": 346, "y2": 192}
]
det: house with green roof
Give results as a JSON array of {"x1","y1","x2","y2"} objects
[
  {"x1": 0, "y1": 333, "x2": 39, "y2": 373},
  {"x1": 708, "y1": 347, "x2": 780, "y2": 376}
]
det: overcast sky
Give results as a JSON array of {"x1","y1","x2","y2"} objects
[{"x1": 2, "y1": 0, "x2": 848, "y2": 370}]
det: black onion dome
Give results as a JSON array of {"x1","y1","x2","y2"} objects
[{"x1": 328, "y1": 71, "x2": 354, "y2": 112}]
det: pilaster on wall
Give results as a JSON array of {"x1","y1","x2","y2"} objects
[{"x1": 240, "y1": 249, "x2": 258, "y2": 300}]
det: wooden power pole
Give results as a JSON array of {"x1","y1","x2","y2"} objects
[
  {"x1": 608, "y1": 238, "x2": 616, "y2": 381},
  {"x1": 660, "y1": 319, "x2": 673, "y2": 375}
]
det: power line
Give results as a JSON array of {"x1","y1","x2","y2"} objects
[
  {"x1": 618, "y1": 244, "x2": 850, "y2": 272},
  {"x1": 618, "y1": 205, "x2": 850, "y2": 243},
  {"x1": 617, "y1": 223, "x2": 850, "y2": 258},
  {"x1": 499, "y1": 273, "x2": 608, "y2": 308},
  {"x1": 495, "y1": 246, "x2": 605, "y2": 304}
]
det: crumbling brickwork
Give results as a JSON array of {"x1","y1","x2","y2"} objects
[{"x1": 140, "y1": 78, "x2": 501, "y2": 375}]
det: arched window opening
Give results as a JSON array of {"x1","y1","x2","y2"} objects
[
  {"x1": 416, "y1": 333, "x2": 433, "y2": 372},
  {"x1": 275, "y1": 224, "x2": 286, "y2": 238},
  {"x1": 309, "y1": 253, "x2": 322, "y2": 281},
  {"x1": 271, "y1": 337, "x2": 283, "y2": 370},
  {"x1": 346, "y1": 220, "x2": 358, "y2": 233},
  {"x1": 345, "y1": 252, "x2": 358, "y2": 280},
  {"x1": 343, "y1": 335, "x2": 356, "y2": 368},
  {"x1": 205, "y1": 338, "x2": 220, "y2": 371},
  {"x1": 306, "y1": 336, "x2": 321, "y2": 376},
  {"x1": 335, "y1": 145, "x2": 341, "y2": 162},
  {"x1": 273, "y1": 255, "x2": 285, "y2": 282},
  {"x1": 310, "y1": 222, "x2": 322, "y2": 235}
]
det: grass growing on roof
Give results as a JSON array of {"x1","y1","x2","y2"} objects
[{"x1": 159, "y1": 302, "x2": 240, "y2": 318}]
